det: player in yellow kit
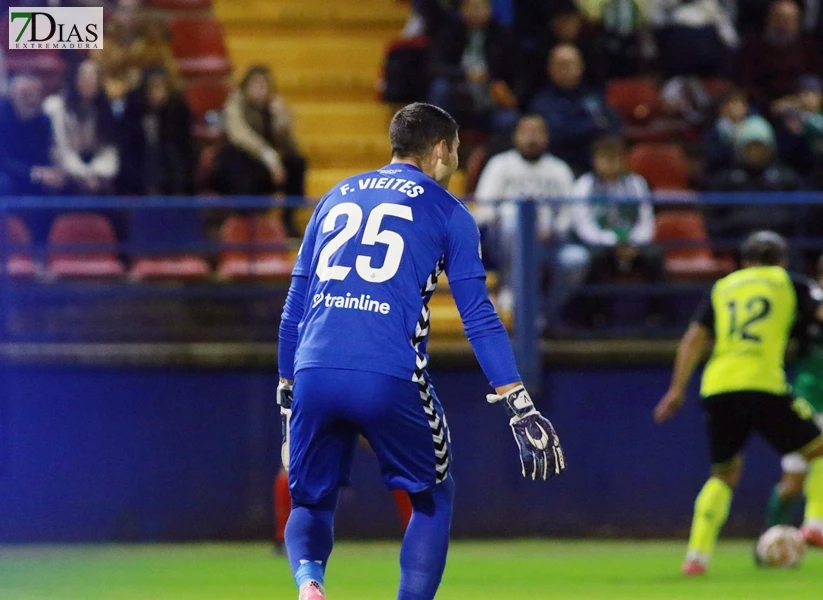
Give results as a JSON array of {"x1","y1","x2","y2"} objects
[{"x1": 654, "y1": 231, "x2": 823, "y2": 575}]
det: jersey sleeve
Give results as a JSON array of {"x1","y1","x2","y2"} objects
[
  {"x1": 792, "y1": 274, "x2": 823, "y2": 326},
  {"x1": 444, "y1": 203, "x2": 488, "y2": 282},
  {"x1": 450, "y1": 277, "x2": 521, "y2": 388},
  {"x1": 692, "y1": 290, "x2": 715, "y2": 330}
]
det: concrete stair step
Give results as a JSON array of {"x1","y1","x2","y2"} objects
[
  {"x1": 258, "y1": 67, "x2": 378, "y2": 101},
  {"x1": 225, "y1": 34, "x2": 389, "y2": 72},
  {"x1": 293, "y1": 101, "x2": 394, "y2": 137},
  {"x1": 216, "y1": 0, "x2": 407, "y2": 29}
]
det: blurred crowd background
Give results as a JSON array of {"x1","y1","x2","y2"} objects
[{"x1": 1, "y1": 0, "x2": 823, "y2": 340}]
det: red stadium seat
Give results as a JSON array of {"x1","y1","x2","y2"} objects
[
  {"x1": 627, "y1": 143, "x2": 690, "y2": 191},
  {"x1": 169, "y1": 17, "x2": 231, "y2": 77},
  {"x1": 2, "y1": 215, "x2": 37, "y2": 277},
  {"x1": 130, "y1": 256, "x2": 211, "y2": 281},
  {"x1": 217, "y1": 215, "x2": 294, "y2": 280},
  {"x1": 606, "y1": 78, "x2": 661, "y2": 123},
  {"x1": 147, "y1": 0, "x2": 213, "y2": 9},
  {"x1": 184, "y1": 80, "x2": 231, "y2": 143},
  {"x1": 655, "y1": 210, "x2": 734, "y2": 280},
  {"x1": 47, "y1": 214, "x2": 126, "y2": 278}
]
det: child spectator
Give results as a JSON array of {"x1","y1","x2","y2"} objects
[
  {"x1": 572, "y1": 135, "x2": 665, "y2": 326},
  {"x1": 704, "y1": 116, "x2": 803, "y2": 237},
  {"x1": 44, "y1": 60, "x2": 119, "y2": 194},
  {"x1": 116, "y1": 66, "x2": 196, "y2": 196},
  {"x1": 211, "y1": 65, "x2": 307, "y2": 237},
  {"x1": 0, "y1": 73, "x2": 65, "y2": 195},
  {"x1": 427, "y1": 0, "x2": 518, "y2": 135},
  {"x1": 703, "y1": 86, "x2": 761, "y2": 172}
]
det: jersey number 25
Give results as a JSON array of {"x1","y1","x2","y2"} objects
[{"x1": 317, "y1": 202, "x2": 413, "y2": 283}]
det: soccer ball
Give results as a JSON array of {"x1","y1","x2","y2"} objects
[{"x1": 755, "y1": 525, "x2": 806, "y2": 568}]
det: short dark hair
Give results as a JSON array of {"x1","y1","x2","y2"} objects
[
  {"x1": 592, "y1": 134, "x2": 625, "y2": 155},
  {"x1": 241, "y1": 64, "x2": 275, "y2": 93},
  {"x1": 389, "y1": 103, "x2": 458, "y2": 159},
  {"x1": 741, "y1": 230, "x2": 788, "y2": 265}
]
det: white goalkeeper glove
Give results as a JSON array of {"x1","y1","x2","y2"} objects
[
  {"x1": 487, "y1": 385, "x2": 566, "y2": 481},
  {"x1": 277, "y1": 380, "x2": 293, "y2": 471}
]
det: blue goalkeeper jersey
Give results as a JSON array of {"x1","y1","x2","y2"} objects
[{"x1": 292, "y1": 163, "x2": 487, "y2": 382}]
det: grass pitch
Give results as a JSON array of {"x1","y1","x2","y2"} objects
[{"x1": 1, "y1": 540, "x2": 821, "y2": 599}]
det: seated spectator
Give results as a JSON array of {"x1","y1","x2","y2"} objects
[
  {"x1": 773, "y1": 74, "x2": 823, "y2": 179},
  {"x1": 93, "y1": 0, "x2": 178, "y2": 105},
  {"x1": 648, "y1": 0, "x2": 739, "y2": 77},
  {"x1": 738, "y1": 0, "x2": 822, "y2": 113},
  {"x1": 43, "y1": 60, "x2": 119, "y2": 195},
  {"x1": 211, "y1": 65, "x2": 307, "y2": 238},
  {"x1": 703, "y1": 86, "x2": 762, "y2": 172},
  {"x1": 116, "y1": 66, "x2": 196, "y2": 196},
  {"x1": 528, "y1": 44, "x2": 621, "y2": 173},
  {"x1": 474, "y1": 114, "x2": 589, "y2": 326},
  {"x1": 516, "y1": 0, "x2": 608, "y2": 108},
  {"x1": 704, "y1": 116, "x2": 803, "y2": 237},
  {"x1": 0, "y1": 73, "x2": 65, "y2": 196},
  {"x1": 572, "y1": 135, "x2": 665, "y2": 325},
  {"x1": 598, "y1": 0, "x2": 649, "y2": 79},
  {"x1": 427, "y1": 0, "x2": 518, "y2": 136}
]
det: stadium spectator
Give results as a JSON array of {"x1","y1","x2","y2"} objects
[
  {"x1": 516, "y1": 1, "x2": 610, "y2": 109},
  {"x1": 116, "y1": 66, "x2": 196, "y2": 196},
  {"x1": 736, "y1": 0, "x2": 823, "y2": 36},
  {"x1": 474, "y1": 114, "x2": 589, "y2": 324},
  {"x1": 572, "y1": 135, "x2": 664, "y2": 325},
  {"x1": 211, "y1": 65, "x2": 306, "y2": 237},
  {"x1": 528, "y1": 44, "x2": 621, "y2": 173},
  {"x1": 516, "y1": 1, "x2": 607, "y2": 109},
  {"x1": 738, "y1": 0, "x2": 823, "y2": 113},
  {"x1": 597, "y1": 0, "x2": 649, "y2": 79},
  {"x1": 93, "y1": 0, "x2": 177, "y2": 105},
  {"x1": 704, "y1": 116, "x2": 803, "y2": 237},
  {"x1": 703, "y1": 86, "x2": 762, "y2": 172},
  {"x1": 773, "y1": 74, "x2": 823, "y2": 179},
  {"x1": 648, "y1": 0, "x2": 739, "y2": 77},
  {"x1": 0, "y1": 73, "x2": 65, "y2": 196},
  {"x1": 427, "y1": 0, "x2": 518, "y2": 135},
  {"x1": 44, "y1": 60, "x2": 119, "y2": 195}
]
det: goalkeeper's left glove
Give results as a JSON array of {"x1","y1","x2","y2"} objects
[
  {"x1": 487, "y1": 385, "x2": 566, "y2": 481},
  {"x1": 277, "y1": 380, "x2": 293, "y2": 471}
]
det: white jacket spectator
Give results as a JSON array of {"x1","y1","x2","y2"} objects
[
  {"x1": 475, "y1": 149, "x2": 575, "y2": 239},
  {"x1": 572, "y1": 171, "x2": 655, "y2": 246},
  {"x1": 473, "y1": 115, "x2": 589, "y2": 329},
  {"x1": 43, "y1": 60, "x2": 119, "y2": 193}
]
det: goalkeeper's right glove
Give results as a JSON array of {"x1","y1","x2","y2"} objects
[
  {"x1": 277, "y1": 380, "x2": 293, "y2": 471},
  {"x1": 487, "y1": 385, "x2": 566, "y2": 481}
]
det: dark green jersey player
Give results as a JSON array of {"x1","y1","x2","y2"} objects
[
  {"x1": 794, "y1": 256, "x2": 823, "y2": 418},
  {"x1": 769, "y1": 256, "x2": 823, "y2": 531},
  {"x1": 654, "y1": 231, "x2": 823, "y2": 575}
]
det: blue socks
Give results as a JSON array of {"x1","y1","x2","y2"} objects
[
  {"x1": 285, "y1": 490, "x2": 338, "y2": 590},
  {"x1": 398, "y1": 475, "x2": 455, "y2": 600},
  {"x1": 285, "y1": 475, "x2": 455, "y2": 600}
]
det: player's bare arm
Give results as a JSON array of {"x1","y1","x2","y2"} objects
[{"x1": 654, "y1": 322, "x2": 711, "y2": 423}]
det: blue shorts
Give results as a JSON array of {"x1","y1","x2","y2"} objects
[{"x1": 288, "y1": 367, "x2": 452, "y2": 505}]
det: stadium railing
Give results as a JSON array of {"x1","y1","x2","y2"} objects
[{"x1": 1, "y1": 193, "x2": 822, "y2": 385}]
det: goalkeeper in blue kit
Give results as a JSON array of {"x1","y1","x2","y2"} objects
[{"x1": 277, "y1": 103, "x2": 566, "y2": 600}]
